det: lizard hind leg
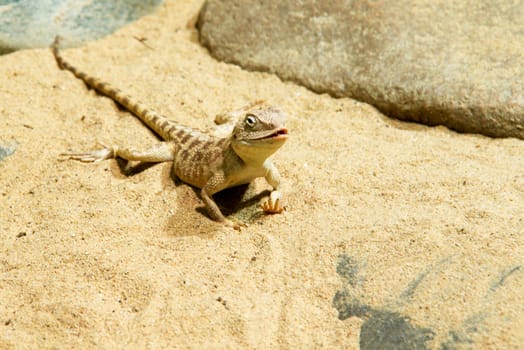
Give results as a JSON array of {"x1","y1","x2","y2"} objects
[{"x1": 60, "y1": 141, "x2": 176, "y2": 163}]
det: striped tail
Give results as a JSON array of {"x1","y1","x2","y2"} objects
[{"x1": 51, "y1": 36, "x2": 174, "y2": 141}]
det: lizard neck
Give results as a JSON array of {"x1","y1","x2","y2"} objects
[{"x1": 231, "y1": 138, "x2": 283, "y2": 167}]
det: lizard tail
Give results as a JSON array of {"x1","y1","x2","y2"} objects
[{"x1": 51, "y1": 36, "x2": 174, "y2": 141}]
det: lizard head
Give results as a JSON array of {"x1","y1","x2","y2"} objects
[{"x1": 231, "y1": 105, "x2": 288, "y2": 164}]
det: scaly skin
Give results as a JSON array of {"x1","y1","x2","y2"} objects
[{"x1": 52, "y1": 36, "x2": 288, "y2": 229}]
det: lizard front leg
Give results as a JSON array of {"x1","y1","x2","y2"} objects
[
  {"x1": 261, "y1": 162, "x2": 285, "y2": 214},
  {"x1": 61, "y1": 141, "x2": 176, "y2": 163}
]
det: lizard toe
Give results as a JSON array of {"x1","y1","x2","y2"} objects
[
  {"x1": 261, "y1": 191, "x2": 285, "y2": 214},
  {"x1": 224, "y1": 218, "x2": 247, "y2": 231}
]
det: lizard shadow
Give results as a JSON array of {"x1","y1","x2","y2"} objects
[
  {"x1": 193, "y1": 185, "x2": 271, "y2": 220},
  {"x1": 162, "y1": 163, "x2": 271, "y2": 220},
  {"x1": 163, "y1": 164, "x2": 271, "y2": 221},
  {"x1": 113, "y1": 158, "x2": 271, "y2": 223},
  {"x1": 114, "y1": 158, "x2": 158, "y2": 176}
]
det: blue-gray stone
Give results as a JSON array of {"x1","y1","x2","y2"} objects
[
  {"x1": 0, "y1": 142, "x2": 17, "y2": 161},
  {"x1": 0, "y1": 0, "x2": 164, "y2": 54}
]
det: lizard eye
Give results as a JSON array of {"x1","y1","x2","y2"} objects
[{"x1": 245, "y1": 115, "x2": 258, "y2": 128}]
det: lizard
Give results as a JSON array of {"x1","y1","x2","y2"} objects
[{"x1": 51, "y1": 36, "x2": 288, "y2": 230}]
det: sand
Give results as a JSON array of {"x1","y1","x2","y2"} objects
[{"x1": 1, "y1": 1, "x2": 523, "y2": 348}]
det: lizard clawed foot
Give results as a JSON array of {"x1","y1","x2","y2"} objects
[
  {"x1": 224, "y1": 218, "x2": 247, "y2": 231},
  {"x1": 261, "y1": 190, "x2": 285, "y2": 214},
  {"x1": 59, "y1": 147, "x2": 114, "y2": 163}
]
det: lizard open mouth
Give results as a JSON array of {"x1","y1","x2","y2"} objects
[{"x1": 264, "y1": 128, "x2": 288, "y2": 139}]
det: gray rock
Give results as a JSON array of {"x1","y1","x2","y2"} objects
[
  {"x1": 0, "y1": 142, "x2": 17, "y2": 162},
  {"x1": 0, "y1": 0, "x2": 163, "y2": 54},
  {"x1": 198, "y1": 0, "x2": 524, "y2": 139}
]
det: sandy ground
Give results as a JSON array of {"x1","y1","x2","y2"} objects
[{"x1": 1, "y1": 1, "x2": 523, "y2": 348}]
